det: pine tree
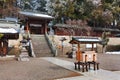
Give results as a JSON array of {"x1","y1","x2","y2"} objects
[
  {"x1": 17, "y1": 0, "x2": 47, "y2": 12},
  {"x1": 0, "y1": 0, "x2": 19, "y2": 18}
]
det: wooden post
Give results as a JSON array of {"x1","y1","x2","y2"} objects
[
  {"x1": 92, "y1": 43, "x2": 94, "y2": 51},
  {"x1": 41, "y1": 24, "x2": 44, "y2": 34},
  {"x1": 93, "y1": 54, "x2": 95, "y2": 62},
  {"x1": 3, "y1": 39, "x2": 8, "y2": 56},
  {"x1": 76, "y1": 43, "x2": 82, "y2": 62},
  {"x1": 26, "y1": 22, "x2": 29, "y2": 33},
  {"x1": 0, "y1": 40, "x2": 2, "y2": 55},
  {"x1": 44, "y1": 20, "x2": 48, "y2": 34},
  {"x1": 85, "y1": 55, "x2": 87, "y2": 62}
]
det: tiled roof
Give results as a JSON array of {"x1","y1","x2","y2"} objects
[
  {"x1": 0, "y1": 28, "x2": 18, "y2": 33},
  {"x1": 54, "y1": 24, "x2": 90, "y2": 29},
  {"x1": 19, "y1": 11, "x2": 54, "y2": 19},
  {"x1": 55, "y1": 24, "x2": 120, "y2": 32},
  {"x1": 0, "y1": 23, "x2": 20, "y2": 32},
  {"x1": 70, "y1": 37, "x2": 102, "y2": 44},
  {"x1": 93, "y1": 27, "x2": 120, "y2": 32}
]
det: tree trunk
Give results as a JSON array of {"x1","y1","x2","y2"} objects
[{"x1": 102, "y1": 46, "x2": 106, "y2": 54}]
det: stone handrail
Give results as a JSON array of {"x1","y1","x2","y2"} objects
[
  {"x1": 26, "y1": 31, "x2": 36, "y2": 57},
  {"x1": 45, "y1": 32, "x2": 57, "y2": 57}
]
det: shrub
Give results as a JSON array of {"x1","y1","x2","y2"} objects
[{"x1": 106, "y1": 45, "x2": 120, "y2": 52}]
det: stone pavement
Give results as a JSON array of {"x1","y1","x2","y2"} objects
[
  {"x1": 0, "y1": 55, "x2": 16, "y2": 60},
  {"x1": 42, "y1": 57, "x2": 120, "y2": 80},
  {"x1": 18, "y1": 47, "x2": 29, "y2": 61},
  {"x1": 0, "y1": 58, "x2": 80, "y2": 80}
]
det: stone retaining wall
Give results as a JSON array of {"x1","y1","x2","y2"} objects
[{"x1": 50, "y1": 35, "x2": 120, "y2": 54}]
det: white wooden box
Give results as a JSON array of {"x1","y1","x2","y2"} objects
[{"x1": 82, "y1": 51, "x2": 97, "y2": 62}]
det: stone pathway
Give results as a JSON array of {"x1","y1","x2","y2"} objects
[
  {"x1": 0, "y1": 58, "x2": 80, "y2": 80},
  {"x1": 42, "y1": 57, "x2": 120, "y2": 80},
  {"x1": 18, "y1": 46, "x2": 29, "y2": 61},
  {"x1": 0, "y1": 55, "x2": 16, "y2": 60}
]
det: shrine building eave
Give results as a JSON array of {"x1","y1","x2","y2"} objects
[
  {"x1": 0, "y1": 28, "x2": 18, "y2": 34},
  {"x1": 69, "y1": 37, "x2": 102, "y2": 44},
  {"x1": 19, "y1": 11, "x2": 54, "y2": 20}
]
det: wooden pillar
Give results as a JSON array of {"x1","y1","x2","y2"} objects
[
  {"x1": 0, "y1": 40, "x2": 2, "y2": 55},
  {"x1": 41, "y1": 24, "x2": 44, "y2": 34},
  {"x1": 3, "y1": 39, "x2": 8, "y2": 56},
  {"x1": 76, "y1": 43, "x2": 82, "y2": 62},
  {"x1": 26, "y1": 22, "x2": 29, "y2": 32},
  {"x1": 44, "y1": 20, "x2": 48, "y2": 34},
  {"x1": 92, "y1": 43, "x2": 94, "y2": 51}
]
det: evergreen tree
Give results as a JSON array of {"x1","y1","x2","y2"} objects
[
  {"x1": 0, "y1": 0, "x2": 19, "y2": 18},
  {"x1": 48, "y1": 0, "x2": 120, "y2": 29},
  {"x1": 101, "y1": 32, "x2": 110, "y2": 53},
  {"x1": 17, "y1": 0, "x2": 47, "y2": 12}
]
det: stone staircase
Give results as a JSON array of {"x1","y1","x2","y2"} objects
[
  {"x1": 31, "y1": 34, "x2": 52, "y2": 57},
  {"x1": 18, "y1": 47, "x2": 30, "y2": 61}
]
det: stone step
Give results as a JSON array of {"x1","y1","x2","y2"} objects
[
  {"x1": 18, "y1": 57, "x2": 29, "y2": 61},
  {"x1": 0, "y1": 55, "x2": 16, "y2": 60},
  {"x1": 18, "y1": 44, "x2": 30, "y2": 61},
  {"x1": 18, "y1": 54, "x2": 29, "y2": 61},
  {"x1": 31, "y1": 34, "x2": 52, "y2": 57}
]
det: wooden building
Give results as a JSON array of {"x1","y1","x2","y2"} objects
[
  {"x1": 0, "y1": 19, "x2": 19, "y2": 56},
  {"x1": 19, "y1": 11, "x2": 54, "y2": 34},
  {"x1": 54, "y1": 23, "x2": 120, "y2": 37},
  {"x1": 92, "y1": 27, "x2": 120, "y2": 37},
  {"x1": 69, "y1": 37, "x2": 101, "y2": 72},
  {"x1": 53, "y1": 24, "x2": 92, "y2": 36},
  {"x1": 53, "y1": 19, "x2": 120, "y2": 37}
]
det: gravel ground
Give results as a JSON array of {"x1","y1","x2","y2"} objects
[
  {"x1": 59, "y1": 54, "x2": 120, "y2": 71},
  {"x1": 0, "y1": 53, "x2": 120, "y2": 80},
  {"x1": 97, "y1": 54, "x2": 120, "y2": 71},
  {"x1": 0, "y1": 58, "x2": 81, "y2": 80}
]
